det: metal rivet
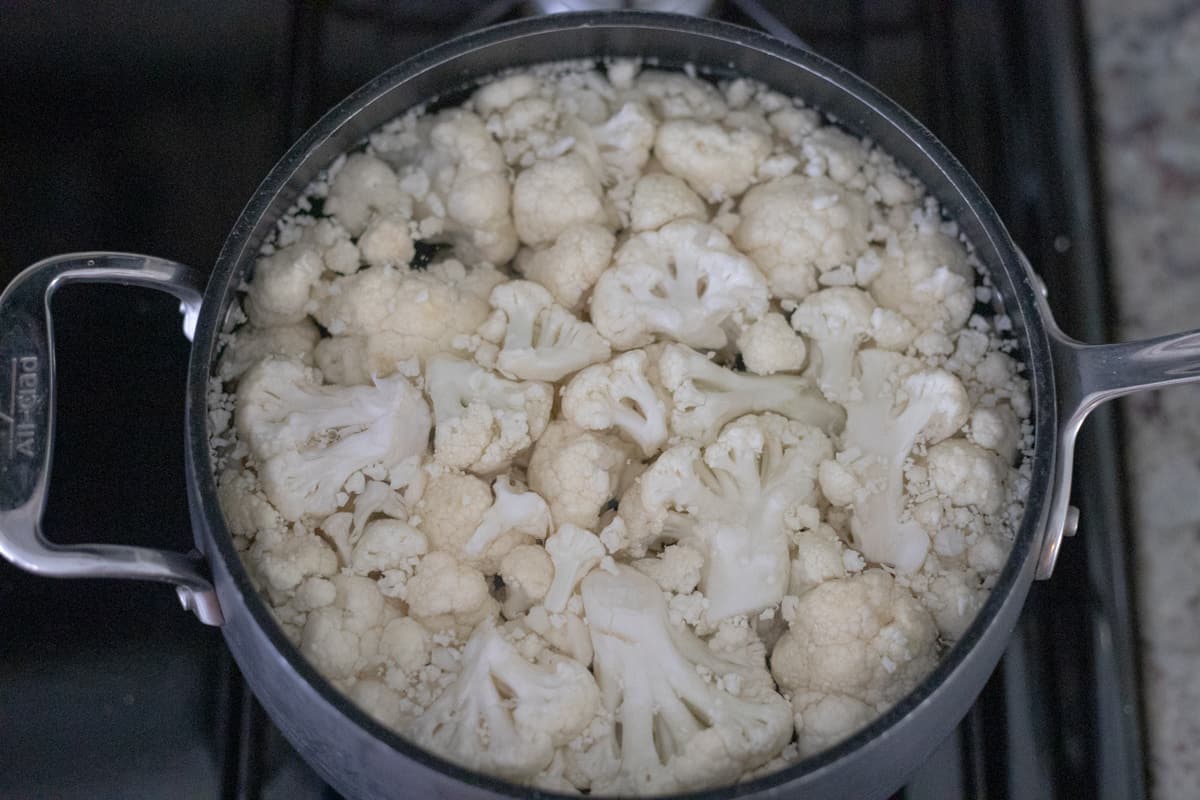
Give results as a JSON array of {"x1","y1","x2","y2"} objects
[{"x1": 1063, "y1": 505, "x2": 1080, "y2": 537}]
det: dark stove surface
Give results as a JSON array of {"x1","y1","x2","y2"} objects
[{"x1": 0, "y1": 2, "x2": 1144, "y2": 799}]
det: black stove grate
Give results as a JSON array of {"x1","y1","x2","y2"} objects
[{"x1": 0, "y1": 2, "x2": 1144, "y2": 798}]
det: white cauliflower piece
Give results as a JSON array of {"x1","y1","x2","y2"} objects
[
  {"x1": 560, "y1": 349, "x2": 669, "y2": 456},
  {"x1": 527, "y1": 421, "x2": 634, "y2": 531},
  {"x1": 523, "y1": 605, "x2": 593, "y2": 666},
  {"x1": 245, "y1": 241, "x2": 325, "y2": 327},
  {"x1": 299, "y1": 574, "x2": 393, "y2": 681},
  {"x1": 968, "y1": 404, "x2": 1021, "y2": 463},
  {"x1": 629, "y1": 173, "x2": 707, "y2": 232},
  {"x1": 358, "y1": 211, "x2": 415, "y2": 269},
  {"x1": 871, "y1": 228, "x2": 975, "y2": 332},
  {"x1": 734, "y1": 175, "x2": 870, "y2": 300},
  {"x1": 582, "y1": 566, "x2": 792, "y2": 794},
  {"x1": 350, "y1": 518, "x2": 427, "y2": 576},
  {"x1": 512, "y1": 152, "x2": 608, "y2": 247},
  {"x1": 419, "y1": 110, "x2": 518, "y2": 265},
  {"x1": 325, "y1": 153, "x2": 408, "y2": 236},
  {"x1": 654, "y1": 119, "x2": 771, "y2": 202},
  {"x1": 245, "y1": 523, "x2": 338, "y2": 609},
  {"x1": 801, "y1": 126, "x2": 869, "y2": 185},
  {"x1": 822, "y1": 349, "x2": 970, "y2": 572},
  {"x1": 217, "y1": 320, "x2": 319, "y2": 381},
  {"x1": 321, "y1": 478, "x2": 409, "y2": 565},
  {"x1": 925, "y1": 438, "x2": 1006, "y2": 514},
  {"x1": 791, "y1": 286, "x2": 877, "y2": 400},
  {"x1": 485, "y1": 280, "x2": 611, "y2": 381},
  {"x1": 405, "y1": 551, "x2": 498, "y2": 633},
  {"x1": 312, "y1": 259, "x2": 504, "y2": 374},
  {"x1": 235, "y1": 359, "x2": 430, "y2": 520},
  {"x1": 592, "y1": 101, "x2": 658, "y2": 180},
  {"x1": 313, "y1": 336, "x2": 373, "y2": 386},
  {"x1": 416, "y1": 471, "x2": 543, "y2": 574},
  {"x1": 632, "y1": 543, "x2": 704, "y2": 594},
  {"x1": 736, "y1": 312, "x2": 807, "y2": 375},
  {"x1": 769, "y1": 570, "x2": 938, "y2": 754},
  {"x1": 516, "y1": 223, "x2": 614, "y2": 311},
  {"x1": 408, "y1": 619, "x2": 600, "y2": 781},
  {"x1": 590, "y1": 220, "x2": 769, "y2": 350},
  {"x1": 425, "y1": 355, "x2": 552, "y2": 474},
  {"x1": 499, "y1": 544, "x2": 554, "y2": 618},
  {"x1": 543, "y1": 524, "x2": 606, "y2": 613},
  {"x1": 618, "y1": 414, "x2": 832, "y2": 621},
  {"x1": 633, "y1": 70, "x2": 728, "y2": 120},
  {"x1": 657, "y1": 343, "x2": 844, "y2": 444},
  {"x1": 789, "y1": 691, "x2": 876, "y2": 757}
]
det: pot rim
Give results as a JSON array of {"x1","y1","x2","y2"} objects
[{"x1": 186, "y1": 10, "x2": 1056, "y2": 798}]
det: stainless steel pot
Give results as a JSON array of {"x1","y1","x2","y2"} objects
[{"x1": 1, "y1": 12, "x2": 1197, "y2": 800}]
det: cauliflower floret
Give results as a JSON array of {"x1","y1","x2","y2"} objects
[
  {"x1": 582, "y1": 566, "x2": 792, "y2": 794},
  {"x1": 791, "y1": 287, "x2": 877, "y2": 400},
  {"x1": 925, "y1": 438, "x2": 1006, "y2": 514},
  {"x1": 299, "y1": 574, "x2": 393, "y2": 681},
  {"x1": 654, "y1": 119, "x2": 771, "y2": 202},
  {"x1": 425, "y1": 355, "x2": 552, "y2": 474},
  {"x1": 325, "y1": 153, "x2": 408, "y2": 236},
  {"x1": 657, "y1": 343, "x2": 844, "y2": 444},
  {"x1": 217, "y1": 466, "x2": 286, "y2": 542},
  {"x1": 736, "y1": 312, "x2": 808, "y2": 375},
  {"x1": 629, "y1": 173, "x2": 707, "y2": 232},
  {"x1": 244, "y1": 241, "x2": 325, "y2": 328},
  {"x1": 474, "y1": 73, "x2": 541, "y2": 115},
  {"x1": 350, "y1": 518, "x2": 427, "y2": 576},
  {"x1": 633, "y1": 70, "x2": 728, "y2": 121},
  {"x1": 871, "y1": 228, "x2": 975, "y2": 332},
  {"x1": 408, "y1": 619, "x2": 600, "y2": 781},
  {"x1": 818, "y1": 350, "x2": 969, "y2": 572},
  {"x1": 632, "y1": 543, "x2": 704, "y2": 594},
  {"x1": 485, "y1": 280, "x2": 611, "y2": 381},
  {"x1": 406, "y1": 551, "x2": 498, "y2": 633},
  {"x1": 560, "y1": 349, "x2": 670, "y2": 456},
  {"x1": 312, "y1": 259, "x2": 504, "y2": 374},
  {"x1": 416, "y1": 471, "x2": 546, "y2": 574},
  {"x1": 358, "y1": 211, "x2": 415, "y2": 269},
  {"x1": 500, "y1": 544, "x2": 554, "y2": 618},
  {"x1": 512, "y1": 152, "x2": 608, "y2": 247},
  {"x1": 593, "y1": 101, "x2": 658, "y2": 180},
  {"x1": 590, "y1": 220, "x2": 769, "y2": 350},
  {"x1": 619, "y1": 414, "x2": 832, "y2": 621},
  {"x1": 789, "y1": 691, "x2": 876, "y2": 757},
  {"x1": 968, "y1": 404, "x2": 1021, "y2": 463},
  {"x1": 543, "y1": 524, "x2": 606, "y2": 613},
  {"x1": 527, "y1": 421, "x2": 634, "y2": 531},
  {"x1": 801, "y1": 126, "x2": 869, "y2": 185},
  {"x1": 245, "y1": 523, "x2": 338, "y2": 609},
  {"x1": 516, "y1": 223, "x2": 615, "y2": 311},
  {"x1": 217, "y1": 321, "x2": 319, "y2": 381},
  {"x1": 789, "y1": 526, "x2": 856, "y2": 597},
  {"x1": 734, "y1": 175, "x2": 871, "y2": 300},
  {"x1": 769, "y1": 570, "x2": 938, "y2": 727},
  {"x1": 321, "y1": 478, "x2": 410, "y2": 564},
  {"x1": 313, "y1": 336, "x2": 373, "y2": 386},
  {"x1": 418, "y1": 110, "x2": 519, "y2": 265},
  {"x1": 523, "y1": 605, "x2": 593, "y2": 666},
  {"x1": 235, "y1": 359, "x2": 430, "y2": 520}
]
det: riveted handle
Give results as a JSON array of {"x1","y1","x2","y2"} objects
[
  {"x1": 0, "y1": 252, "x2": 222, "y2": 624},
  {"x1": 1035, "y1": 288, "x2": 1200, "y2": 579}
]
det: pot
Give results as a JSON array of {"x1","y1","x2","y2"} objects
[{"x1": 1, "y1": 11, "x2": 1197, "y2": 800}]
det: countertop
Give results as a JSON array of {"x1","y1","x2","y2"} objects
[{"x1": 1087, "y1": 1, "x2": 1200, "y2": 797}]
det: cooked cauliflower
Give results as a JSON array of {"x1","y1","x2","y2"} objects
[{"x1": 217, "y1": 61, "x2": 1032, "y2": 796}]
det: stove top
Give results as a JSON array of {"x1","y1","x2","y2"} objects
[{"x1": 0, "y1": 1, "x2": 1145, "y2": 798}]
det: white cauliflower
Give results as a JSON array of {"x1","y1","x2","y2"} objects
[
  {"x1": 628, "y1": 173, "x2": 707, "y2": 232},
  {"x1": 312, "y1": 259, "x2": 504, "y2": 374},
  {"x1": 582, "y1": 566, "x2": 793, "y2": 794},
  {"x1": 484, "y1": 280, "x2": 611, "y2": 381},
  {"x1": 819, "y1": 349, "x2": 970, "y2": 572},
  {"x1": 560, "y1": 349, "x2": 669, "y2": 456},
  {"x1": 405, "y1": 551, "x2": 499, "y2": 635},
  {"x1": 769, "y1": 570, "x2": 938, "y2": 754},
  {"x1": 791, "y1": 286, "x2": 877, "y2": 400},
  {"x1": 925, "y1": 438, "x2": 1006, "y2": 514},
  {"x1": 358, "y1": 211, "x2": 415, "y2": 269},
  {"x1": 543, "y1": 524, "x2": 606, "y2": 613},
  {"x1": 325, "y1": 153, "x2": 408, "y2": 236},
  {"x1": 235, "y1": 358, "x2": 430, "y2": 520},
  {"x1": 592, "y1": 100, "x2": 658, "y2": 179},
  {"x1": 618, "y1": 414, "x2": 832, "y2": 622},
  {"x1": 217, "y1": 321, "x2": 319, "y2": 381},
  {"x1": 425, "y1": 355, "x2": 552, "y2": 474},
  {"x1": 657, "y1": 343, "x2": 844, "y2": 444},
  {"x1": 870, "y1": 227, "x2": 975, "y2": 332},
  {"x1": 499, "y1": 545, "x2": 554, "y2": 618},
  {"x1": 736, "y1": 312, "x2": 807, "y2": 376},
  {"x1": 527, "y1": 421, "x2": 634, "y2": 531},
  {"x1": 632, "y1": 543, "x2": 704, "y2": 594},
  {"x1": 654, "y1": 119, "x2": 771, "y2": 202},
  {"x1": 734, "y1": 175, "x2": 870, "y2": 300},
  {"x1": 516, "y1": 223, "x2": 614, "y2": 311},
  {"x1": 590, "y1": 220, "x2": 769, "y2": 350},
  {"x1": 408, "y1": 619, "x2": 600, "y2": 780},
  {"x1": 244, "y1": 241, "x2": 325, "y2": 328},
  {"x1": 512, "y1": 152, "x2": 608, "y2": 247}
]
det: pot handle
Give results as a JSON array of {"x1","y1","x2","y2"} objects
[
  {"x1": 0, "y1": 252, "x2": 223, "y2": 625},
  {"x1": 1035, "y1": 282, "x2": 1200, "y2": 579}
]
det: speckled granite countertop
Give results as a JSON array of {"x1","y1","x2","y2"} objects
[{"x1": 1086, "y1": 1, "x2": 1200, "y2": 797}]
